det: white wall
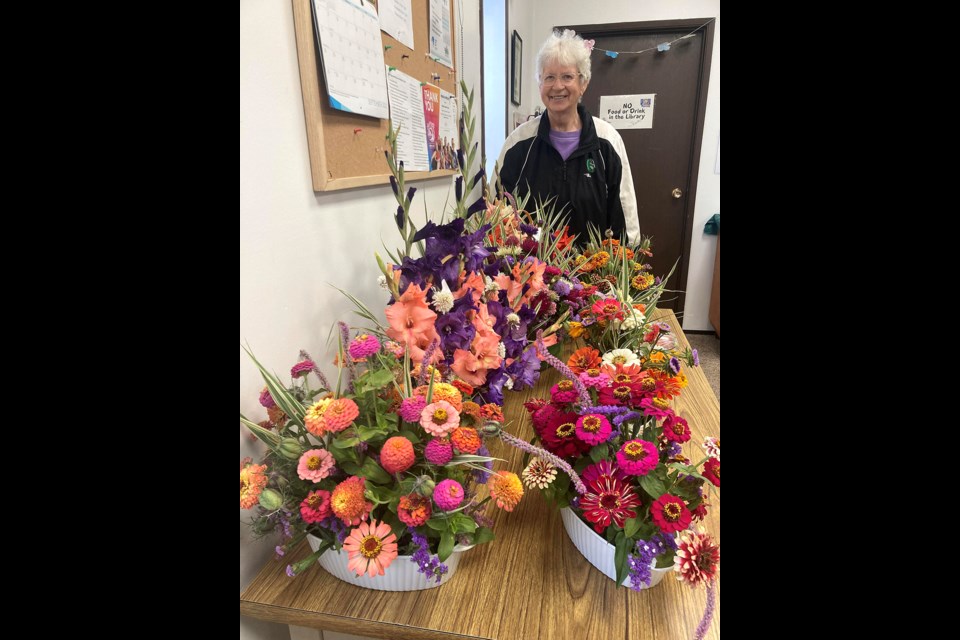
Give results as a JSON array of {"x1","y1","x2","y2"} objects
[
  {"x1": 240, "y1": 2, "x2": 483, "y2": 639},
  {"x1": 517, "y1": 0, "x2": 720, "y2": 331}
]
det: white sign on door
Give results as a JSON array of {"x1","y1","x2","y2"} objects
[{"x1": 599, "y1": 94, "x2": 655, "y2": 129}]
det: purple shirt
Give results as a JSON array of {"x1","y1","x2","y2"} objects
[{"x1": 549, "y1": 129, "x2": 581, "y2": 161}]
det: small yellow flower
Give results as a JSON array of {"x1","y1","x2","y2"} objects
[{"x1": 567, "y1": 321, "x2": 585, "y2": 338}]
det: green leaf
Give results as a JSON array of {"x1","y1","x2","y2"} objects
[
  {"x1": 639, "y1": 474, "x2": 667, "y2": 500},
  {"x1": 438, "y1": 530, "x2": 455, "y2": 562},
  {"x1": 472, "y1": 527, "x2": 495, "y2": 545},
  {"x1": 360, "y1": 457, "x2": 392, "y2": 485},
  {"x1": 614, "y1": 532, "x2": 631, "y2": 587},
  {"x1": 399, "y1": 429, "x2": 421, "y2": 444},
  {"x1": 425, "y1": 518, "x2": 447, "y2": 532},
  {"x1": 330, "y1": 435, "x2": 360, "y2": 448},
  {"x1": 589, "y1": 444, "x2": 608, "y2": 464},
  {"x1": 329, "y1": 446, "x2": 358, "y2": 465},
  {"x1": 624, "y1": 517, "x2": 641, "y2": 539},
  {"x1": 360, "y1": 368, "x2": 395, "y2": 390},
  {"x1": 340, "y1": 461, "x2": 363, "y2": 476}
]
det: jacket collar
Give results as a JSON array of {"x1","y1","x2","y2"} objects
[{"x1": 537, "y1": 104, "x2": 599, "y2": 158}]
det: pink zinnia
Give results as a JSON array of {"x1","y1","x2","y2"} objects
[
  {"x1": 322, "y1": 398, "x2": 360, "y2": 433},
  {"x1": 300, "y1": 489, "x2": 332, "y2": 524},
  {"x1": 650, "y1": 494, "x2": 692, "y2": 533},
  {"x1": 579, "y1": 369, "x2": 611, "y2": 389},
  {"x1": 290, "y1": 360, "x2": 314, "y2": 379},
  {"x1": 616, "y1": 439, "x2": 659, "y2": 476},
  {"x1": 424, "y1": 438, "x2": 453, "y2": 465},
  {"x1": 348, "y1": 334, "x2": 381, "y2": 360},
  {"x1": 549, "y1": 380, "x2": 579, "y2": 404},
  {"x1": 674, "y1": 527, "x2": 720, "y2": 587},
  {"x1": 433, "y1": 479, "x2": 464, "y2": 510},
  {"x1": 258, "y1": 387, "x2": 276, "y2": 409},
  {"x1": 575, "y1": 414, "x2": 612, "y2": 446},
  {"x1": 297, "y1": 449, "x2": 335, "y2": 482},
  {"x1": 662, "y1": 414, "x2": 691, "y2": 444},
  {"x1": 420, "y1": 400, "x2": 460, "y2": 437},
  {"x1": 397, "y1": 396, "x2": 427, "y2": 423},
  {"x1": 380, "y1": 436, "x2": 416, "y2": 474},
  {"x1": 343, "y1": 520, "x2": 399, "y2": 577},
  {"x1": 639, "y1": 396, "x2": 674, "y2": 420}
]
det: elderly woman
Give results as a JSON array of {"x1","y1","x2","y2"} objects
[{"x1": 497, "y1": 30, "x2": 639, "y2": 246}]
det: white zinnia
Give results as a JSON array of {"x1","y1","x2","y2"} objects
[{"x1": 602, "y1": 348, "x2": 641, "y2": 368}]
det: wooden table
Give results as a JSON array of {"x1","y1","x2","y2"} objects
[{"x1": 240, "y1": 310, "x2": 720, "y2": 639}]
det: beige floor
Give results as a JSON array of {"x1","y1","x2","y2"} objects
[{"x1": 685, "y1": 333, "x2": 720, "y2": 402}]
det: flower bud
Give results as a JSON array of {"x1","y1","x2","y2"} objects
[
  {"x1": 278, "y1": 438, "x2": 302, "y2": 460},
  {"x1": 416, "y1": 476, "x2": 436, "y2": 498},
  {"x1": 258, "y1": 488, "x2": 283, "y2": 511},
  {"x1": 482, "y1": 421, "x2": 502, "y2": 436}
]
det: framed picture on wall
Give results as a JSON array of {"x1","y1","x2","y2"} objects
[{"x1": 511, "y1": 31, "x2": 522, "y2": 106}]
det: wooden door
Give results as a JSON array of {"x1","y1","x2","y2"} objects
[{"x1": 562, "y1": 19, "x2": 714, "y2": 318}]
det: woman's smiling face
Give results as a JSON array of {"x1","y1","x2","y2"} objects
[{"x1": 539, "y1": 62, "x2": 587, "y2": 120}]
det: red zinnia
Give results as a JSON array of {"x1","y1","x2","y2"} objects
[
  {"x1": 650, "y1": 494, "x2": 692, "y2": 533},
  {"x1": 580, "y1": 474, "x2": 642, "y2": 533},
  {"x1": 702, "y1": 458, "x2": 720, "y2": 487}
]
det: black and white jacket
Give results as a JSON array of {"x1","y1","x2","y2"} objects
[{"x1": 496, "y1": 104, "x2": 639, "y2": 245}]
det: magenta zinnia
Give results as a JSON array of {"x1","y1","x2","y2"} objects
[
  {"x1": 650, "y1": 494, "x2": 692, "y2": 533},
  {"x1": 615, "y1": 439, "x2": 659, "y2": 476},
  {"x1": 580, "y1": 473, "x2": 642, "y2": 533},
  {"x1": 575, "y1": 414, "x2": 612, "y2": 446},
  {"x1": 299, "y1": 489, "x2": 332, "y2": 524}
]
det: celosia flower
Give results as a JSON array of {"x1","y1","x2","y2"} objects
[
  {"x1": 380, "y1": 436, "x2": 416, "y2": 474},
  {"x1": 702, "y1": 458, "x2": 720, "y2": 487},
  {"x1": 397, "y1": 493, "x2": 432, "y2": 527},
  {"x1": 290, "y1": 360, "x2": 315, "y2": 378},
  {"x1": 424, "y1": 438, "x2": 454, "y2": 464},
  {"x1": 239, "y1": 459, "x2": 269, "y2": 509},
  {"x1": 575, "y1": 414, "x2": 613, "y2": 446},
  {"x1": 343, "y1": 520, "x2": 399, "y2": 577},
  {"x1": 433, "y1": 479, "x2": 464, "y2": 510},
  {"x1": 662, "y1": 414, "x2": 691, "y2": 444},
  {"x1": 348, "y1": 334, "x2": 381, "y2": 360},
  {"x1": 331, "y1": 476, "x2": 372, "y2": 526},
  {"x1": 522, "y1": 457, "x2": 558, "y2": 489},
  {"x1": 420, "y1": 400, "x2": 460, "y2": 437},
  {"x1": 650, "y1": 494, "x2": 692, "y2": 533},
  {"x1": 489, "y1": 471, "x2": 524, "y2": 511},
  {"x1": 297, "y1": 449, "x2": 335, "y2": 482},
  {"x1": 674, "y1": 527, "x2": 720, "y2": 587},
  {"x1": 616, "y1": 439, "x2": 659, "y2": 476},
  {"x1": 299, "y1": 489, "x2": 332, "y2": 524},
  {"x1": 450, "y1": 427, "x2": 482, "y2": 454}
]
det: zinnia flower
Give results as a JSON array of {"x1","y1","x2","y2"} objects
[
  {"x1": 299, "y1": 489, "x2": 332, "y2": 524},
  {"x1": 616, "y1": 439, "x2": 659, "y2": 476},
  {"x1": 489, "y1": 471, "x2": 524, "y2": 511},
  {"x1": 343, "y1": 520, "x2": 399, "y2": 577},
  {"x1": 297, "y1": 449, "x2": 335, "y2": 482},
  {"x1": 550, "y1": 380, "x2": 579, "y2": 404},
  {"x1": 397, "y1": 396, "x2": 427, "y2": 422},
  {"x1": 602, "y1": 349, "x2": 640, "y2": 368},
  {"x1": 258, "y1": 387, "x2": 276, "y2": 409},
  {"x1": 575, "y1": 414, "x2": 613, "y2": 446},
  {"x1": 567, "y1": 346, "x2": 601, "y2": 375},
  {"x1": 433, "y1": 479, "x2": 464, "y2": 510},
  {"x1": 420, "y1": 400, "x2": 460, "y2": 437},
  {"x1": 702, "y1": 458, "x2": 720, "y2": 487},
  {"x1": 661, "y1": 414, "x2": 691, "y2": 444},
  {"x1": 239, "y1": 459, "x2": 269, "y2": 509},
  {"x1": 348, "y1": 334, "x2": 381, "y2": 360},
  {"x1": 331, "y1": 476, "x2": 372, "y2": 526},
  {"x1": 290, "y1": 360, "x2": 314, "y2": 378},
  {"x1": 650, "y1": 494, "x2": 692, "y2": 533},
  {"x1": 304, "y1": 398, "x2": 333, "y2": 436},
  {"x1": 424, "y1": 438, "x2": 454, "y2": 464},
  {"x1": 450, "y1": 427, "x2": 482, "y2": 454},
  {"x1": 397, "y1": 493, "x2": 432, "y2": 527},
  {"x1": 674, "y1": 527, "x2": 720, "y2": 587},
  {"x1": 522, "y1": 458, "x2": 558, "y2": 489},
  {"x1": 414, "y1": 383, "x2": 464, "y2": 411},
  {"x1": 380, "y1": 436, "x2": 416, "y2": 474},
  {"x1": 321, "y1": 398, "x2": 360, "y2": 433},
  {"x1": 703, "y1": 436, "x2": 720, "y2": 460},
  {"x1": 580, "y1": 473, "x2": 642, "y2": 533}
]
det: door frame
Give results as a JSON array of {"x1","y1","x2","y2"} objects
[{"x1": 557, "y1": 18, "x2": 715, "y2": 318}]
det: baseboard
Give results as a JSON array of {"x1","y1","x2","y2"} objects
[{"x1": 684, "y1": 329, "x2": 719, "y2": 336}]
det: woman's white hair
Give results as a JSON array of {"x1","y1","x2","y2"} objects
[{"x1": 536, "y1": 29, "x2": 592, "y2": 85}]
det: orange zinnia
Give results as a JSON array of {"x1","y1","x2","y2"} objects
[{"x1": 567, "y1": 346, "x2": 601, "y2": 375}]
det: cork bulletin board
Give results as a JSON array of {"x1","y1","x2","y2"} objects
[{"x1": 291, "y1": 0, "x2": 459, "y2": 191}]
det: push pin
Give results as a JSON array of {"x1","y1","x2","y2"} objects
[
  {"x1": 387, "y1": 66, "x2": 397, "y2": 72},
  {"x1": 401, "y1": 54, "x2": 409, "y2": 61},
  {"x1": 431, "y1": 73, "x2": 440, "y2": 82},
  {"x1": 384, "y1": 45, "x2": 393, "y2": 51},
  {"x1": 353, "y1": 128, "x2": 363, "y2": 135}
]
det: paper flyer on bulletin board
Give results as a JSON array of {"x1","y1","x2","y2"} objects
[
  {"x1": 422, "y1": 84, "x2": 441, "y2": 170},
  {"x1": 311, "y1": 0, "x2": 389, "y2": 119},
  {"x1": 386, "y1": 67, "x2": 430, "y2": 171},
  {"x1": 429, "y1": 0, "x2": 453, "y2": 68},
  {"x1": 377, "y1": 0, "x2": 414, "y2": 50},
  {"x1": 439, "y1": 89, "x2": 458, "y2": 166}
]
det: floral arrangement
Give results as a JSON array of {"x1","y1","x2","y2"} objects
[
  {"x1": 240, "y1": 327, "x2": 524, "y2": 580},
  {"x1": 521, "y1": 318, "x2": 719, "y2": 592}
]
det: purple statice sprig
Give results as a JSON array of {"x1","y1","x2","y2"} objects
[
  {"x1": 410, "y1": 531, "x2": 449, "y2": 584},
  {"x1": 418, "y1": 338, "x2": 440, "y2": 384},
  {"x1": 535, "y1": 330, "x2": 591, "y2": 407},
  {"x1": 493, "y1": 424, "x2": 587, "y2": 495},
  {"x1": 298, "y1": 349, "x2": 331, "y2": 390},
  {"x1": 628, "y1": 533, "x2": 677, "y2": 591},
  {"x1": 693, "y1": 579, "x2": 717, "y2": 640}
]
